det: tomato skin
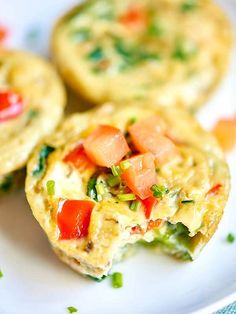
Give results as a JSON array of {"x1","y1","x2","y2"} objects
[
  {"x1": 64, "y1": 144, "x2": 95, "y2": 172},
  {"x1": 129, "y1": 116, "x2": 178, "y2": 164},
  {"x1": 122, "y1": 153, "x2": 157, "y2": 200},
  {"x1": 0, "y1": 91, "x2": 23, "y2": 122},
  {"x1": 83, "y1": 125, "x2": 130, "y2": 167},
  {"x1": 120, "y1": 5, "x2": 147, "y2": 29},
  {"x1": 57, "y1": 200, "x2": 95, "y2": 240},
  {"x1": 212, "y1": 118, "x2": 236, "y2": 152},
  {"x1": 206, "y1": 184, "x2": 222, "y2": 197},
  {"x1": 141, "y1": 196, "x2": 158, "y2": 219}
]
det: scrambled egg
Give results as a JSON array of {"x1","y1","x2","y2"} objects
[
  {"x1": 51, "y1": 0, "x2": 232, "y2": 110},
  {"x1": 26, "y1": 104, "x2": 230, "y2": 278}
]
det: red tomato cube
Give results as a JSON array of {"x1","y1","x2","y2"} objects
[
  {"x1": 129, "y1": 116, "x2": 178, "y2": 164},
  {"x1": 122, "y1": 153, "x2": 157, "y2": 200},
  {"x1": 83, "y1": 125, "x2": 130, "y2": 167},
  {"x1": 63, "y1": 144, "x2": 95, "y2": 172},
  {"x1": 141, "y1": 196, "x2": 159, "y2": 219},
  {"x1": 57, "y1": 200, "x2": 95, "y2": 240}
]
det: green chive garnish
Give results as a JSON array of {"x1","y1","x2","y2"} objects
[
  {"x1": 111, "y1": 272, "x2": 123, "y2": 288},
  {"x1": 46, "y1": 180, "x2": 55, "y2": 196},
  {"x1": 147, "y1": 23, "x2": 164, "y2": 37},
  {"x1": 111, "y1": 165, "x2": 121, "y2": 177},
  {"x1": 67, "y1": 306, "x2": 78, "y2": 313},
  {"x1": 181, "y1": 0, "x2": 197, "y2": 12},
  {"x1": 227, "y1": 233, "x2": 235, "y2": 243},
  {"x1": 172, "y1": 40, "x2": 197, "y2": 61},
  {"x1": 117, "y1": 193, "x2": 136, "y2": 202},
  {"x1": 87, "y1": 46, "x2": 104, "y2": 61},
  {"x1": 96, "y1": 182, "x2": 106, "y2": 196},
  {"x1": 120, "y1": 161, "x2": 131, "y2": 171},
  {"x1": 0, "y1": 270, "x2": 3, "y2": 278},
  {"x1": 181, "y1": 199, "x2": 195, "y2": 204},
  {"x1": 130, "y1": 200, "x2": 140, "y2": 212},
  {"x1": 128, "y1": 117, "x2": 137, "y2": 125},
  {"x1": 107, "y1": 175, "x2": 120, "y2": 187},
  {"x1": 87, "y1": 176, "x2": 98, "y2": 201},
  {"x1": 151, "y1": 184, "x2": 169, "y2": 198}
]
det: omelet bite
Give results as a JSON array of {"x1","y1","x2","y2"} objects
[
  {"x1": 51, "y1": 0, "x2": 232, "y2": 110},
  {"x1": 0, "y1": 50, "x2": 66, "y2": 193},
  {"x1": 26, "y1": 104, "x2": 230, "y2": 279}
]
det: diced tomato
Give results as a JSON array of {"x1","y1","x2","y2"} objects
[
  {"x1": 0, "y1": 25, "x2": 8, "y2": 45},
  {"x1": 141, "y1": 196, "x2": 158, "y2": 219},
  {"x1": 0, "y1": 91, "x2": 23, "y2": 122},
  {"x1": 206, "y1": 184, "x2": 222, "y2": 197},
  {"x1": 130, "y1": 225, "x2": 145, "y2": 235},
  {"x1": 122, "y1": 153, "x2": 157, "y2": 200},
  {"x1": 147, "y1": 219, "x2": 163, "y2": 231},
  {"x1": 129, "y1": 117, "x2": 178, "y2": 164},
  {"x1": 57, "y1": 200, "x2": 95, "y2": 240},
  {"x1": 130, "y1": 219, "x2": 163, "y2": 235},
  {"x1": 64, "y1": 144, "x2": 95, "y2": 172},
  {"x1": 83, "y1": 125, "x2": 130, "y2": 167},
  {"x1": 212, "y1": 118, "x2": 236, "y2": 152},
  {"x1": 120, "y1": 5, "x2": 147, "y2": 30},
  {"x1": 129, "y1": 116, "x2": 166, "y2": 137}
]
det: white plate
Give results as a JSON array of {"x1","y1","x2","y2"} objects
[{"x1": 0, "y1": 1, "x2": 235, "y2": 313}]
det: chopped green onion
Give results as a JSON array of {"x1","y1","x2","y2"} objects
[
  {"x1": 96, "y1": 182, "x2": 106, "y2": 196},
  {"x1": 120, "y1": 161, "x2": 131, "y2": 171},
  {"x1": 151, "y1": 184, "x2": 169, "y2": 198},
  {"x1": 46, "y1": 180, "x2": 55, "y2": 196},
  {"x1": 181, "y1": 199, "x2": 195, "y2": 204},
  {"x1": 111, "y1": 165, "x2": 121, "y2": 177},
  {"x1": 128, "y1": 117, "x2": 137, "y2": 125},
  {"x1": 147, "y1": 23, "x2": 164, "y2": 37},
  {"x1": 32, "y1": 145, "x2": 55, "y2": 176},
  {"x1": 28, "y1": 109, "x2": 39, "y2": 119},
  {"x1": 0, "y1": 270, "x2": 3, "y2": 278},
  {"x1": 111, "y1": 272, "x2": 123, "y2": 288},
  {"x1": 227, "y1": 233, "x2": 235, "y2": 243},
  {"x1": 181, "y1": 0, "x2": 197, "y2": 12},
  {"x1": 87, "y1": 46, "x2": 104, "y2": 61},
  {"x1": 130, "y1": 200, "x2": 140, "y2": 212},
  {"x1": 107, "y1": 175, "x2": 120, "y2": 187},
  {"x1": 87, "y1": 176, "x2": 98, "y2": 201},
  {"x1": 67, "y1": 306, "x2": 78, "y2": 313},
  {"x1": 117, "y1": 193, "x2": 136, "y2": 202},
  {"x1": 172, "y1": 40, "x2": 197, "y2": 61}
]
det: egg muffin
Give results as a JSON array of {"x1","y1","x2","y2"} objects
[
  {"x1": 26, "y1": 103, "x2": 230, "y2": 279},
  {"x1": 0, "y1": 50, "x2": 66, "y2": 193},
  {"x1": 51, "y1": 0, "x2": 232, "y2": 111}
]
